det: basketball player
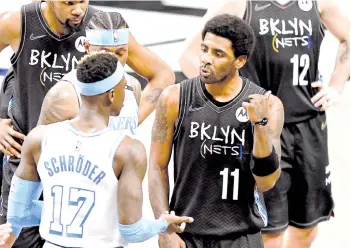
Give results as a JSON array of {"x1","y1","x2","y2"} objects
[
  {"x1": 149, "y1": 15, "x2": 284, "y2": 248},
  {"x1": 37, "y1": 11, "x2": 141, "y2": 136},
  {"x1": 178, "y1": 1, "x2": 350, "y2": 247},
  {"x1": 0, "y1": 2, "x2": 97, "y2": 247},
  {"x1": 0, "y1": 1, "x2": 174, "y2": 247},
  {"x1": 2, "y1": 52, "x2": 193, "y2": 248}
]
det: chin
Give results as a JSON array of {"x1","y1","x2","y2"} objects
[
  {"x1": 67, "y1": 23, "x2": 82, "y2": 32},
  {"x1": 200, "y1": 76, "x2": 216, "y2": 84}
]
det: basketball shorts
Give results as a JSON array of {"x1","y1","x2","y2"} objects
[
  {"x1": 179, "y1": 232, "x2": 263, "y2": 248},
  {"x1": 262, "y1": 113, "x2": 334, "y2": 233}
]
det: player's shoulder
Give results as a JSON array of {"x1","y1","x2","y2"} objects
[
  {"x1": 46, "y1": 72, "x2": 79, "y2": 101},
  {"x1": 24, "y1": 125, "x2": 48, "y2": 147},
  {"x1": 159, "y1": 83, "x2": 180, "y2": 105},
  {"x1": 0, "y1": 9, "x2": 21, "y2": 38},
  {"x1": 114, "y1": 135, "x2": 146, "y2": 168}
]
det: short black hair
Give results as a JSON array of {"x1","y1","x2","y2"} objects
[
  {"x1": 86, "y1": 11, "x2": 128, "y2": 30},
  {"x1": 76, "y1": 52, "x2": 118, "y2": 83},
  {"x1": 202, "y1": 14, "x2": 255, "y2": 58}
]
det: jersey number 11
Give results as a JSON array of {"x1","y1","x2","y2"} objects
[{"x1": 220, "y1": 168, "x2": 239, "y2": 200}]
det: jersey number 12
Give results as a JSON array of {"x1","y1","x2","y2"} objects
[
  {"x1": 220, "y1": 168, "x2": 239, "y2": 200},
  {"x1": 49, "y1": 185, "x2": 95, "y2": 238},
  {"x1": 290, "y1": 54, "x2": 310, "y2": 86}
]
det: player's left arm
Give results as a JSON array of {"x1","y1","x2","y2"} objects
[
  {"x1": 125, "y1": 73, "x2": 142, "y2": 107},
  {"x1": 5, "y1": 126, "x2": 45, "y2": 247},
  {"x1": 243, "y1": 92, "x2": 284, "y2": 192},
  {"x1": 311, "y1": 0, "x2": 350, "y2": 110},
  {"x1": 127, "y1": 33, "x2": 175, "y2": 125}
]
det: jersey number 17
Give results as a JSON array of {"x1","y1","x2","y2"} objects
[{"x1": 49, "y1": 185, "x2": 95, "y2": 238}]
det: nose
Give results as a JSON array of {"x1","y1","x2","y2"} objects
[
  {"x1": 71, "y1": 4, "x2": 84, "y2": 17},
  {"x1": 200, "y1": 52, "x2": 212, "y2": 66}
]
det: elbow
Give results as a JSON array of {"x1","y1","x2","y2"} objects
[{"x1": 155, "y1": 64, "x2": 175, "y2": 88}]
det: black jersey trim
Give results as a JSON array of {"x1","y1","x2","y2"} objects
[
  {"x1": 173, "y1": 81, "x2": 188, "y2": 141},
  {"x1": 244, "y1": 0, "x2": 253, "y2": 24},
  {"x1": 313, "y1": 0, "x2": 325, "y2": 38},
  {"x1": 10, "y1": 5, "x2": 27, "y2": 65}
]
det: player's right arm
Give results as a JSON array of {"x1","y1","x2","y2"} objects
[
  {"x1": 3, "y1": 126, "x2": 45, "y2": 248},
  {"x1": 37, "y1": 81, "x2": 80, "y2": 125},
  {"x1": 148, "y1": 85, "x2": 187, "y2": 247},
  {"x1": 115, "y1": 136, "x2": 193, "y2": 243},
  {"x1": 0, "y1": 10, "x2": 23, "y2": 158},
  {"x1": 178, "y1": 0, "x2": 246, "y2": 78}
]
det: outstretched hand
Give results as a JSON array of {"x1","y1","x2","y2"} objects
[
  {"x1": 160, "y1": 210, "x2": 194, "y2": 234},
  {"x1": 0, "y1": 223, "x2": 12, "y2": 247}
]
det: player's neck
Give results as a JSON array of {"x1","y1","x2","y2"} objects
[
  {"x1": 205, "y1": 73, "x2": 243, "y2": 102},
  {"x1": 41, "y1": 2, "x2": 67, "y2": 36},
  {"x1": 71, "y1": 105, "x2": 110, "y2": 133},
  {"x1": 275, "y1": 0, "x2": 290, "y2": 5}
]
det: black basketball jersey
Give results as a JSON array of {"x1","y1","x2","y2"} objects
[
  {"x1": 171, "y1": 77, "x2": 268, "y2": 237},
  {"x1": 9, "y1": 2, "x2": 98, "y2": 135},
  {"x1": 240, "y1": 0, "x2": 324, "y2": 123}
]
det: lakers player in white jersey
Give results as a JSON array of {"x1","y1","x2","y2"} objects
[
  {"x1": 37, "y1": 12, "x2": 143, "y2": 135},
  {"x1": 1, "y1": 52, "x2": 193, "y2": 248}
]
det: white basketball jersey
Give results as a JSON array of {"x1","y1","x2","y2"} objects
[
  {"x1": 62, "y1": 70, "x2": 139, "y2": 136},
  {"x1": 37, "y1": 121, "x2": 129, "y2": 248}
]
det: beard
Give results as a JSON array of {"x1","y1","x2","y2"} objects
[{"x1": 64, "y1": 19, "x2": 83, "y2": 33}]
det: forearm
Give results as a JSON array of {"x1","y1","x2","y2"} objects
[
  {"x1": 148, "y1": 165, "x2": 170, "y2": 219},
  {"x1": 7, "y1": 176, "x2": 42, "y2": 237},
  {"x1": 138, "y1": 67, "x2": 175, "y2": 124},
  {"x1": 252, "y1": 125, "x2": 280, "y2": 191},
  {"x1": 329, "y1": 40, "x2": 350, "y2": 92},
  {"x1": 252, "y1": 125, "x2": 272, "y2": 158},
  {"x1": 118, "y1": 217, "x2": 167, "y2": 243}
]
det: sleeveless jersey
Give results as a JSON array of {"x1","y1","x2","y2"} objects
[
  {"x1": 240, "y1": 0, "x2": 324, "y2": 123},
  {"x1": 37, "y1": 121, "x2": 128, "y2": 248},
  {"x1": 62, "y1": 70, "x2": 139, "y2": 136},
  {"x1": 171, "y1": 77, "x2": 268, "y2": 237},
  {"x1": 10, "y1": 2, "x2": 98, "y2": 135}
]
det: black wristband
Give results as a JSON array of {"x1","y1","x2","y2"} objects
[{"x1": 251, "y1": 146, "x2": 279, "y2": 177}]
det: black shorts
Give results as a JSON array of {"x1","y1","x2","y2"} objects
[
  {"x1": 262, "y1": 113, "x2": 334, "y2": 233},
  {"x1": 1, "y1": 158, "x2": 45, "y2": 248},
  {"x1": 179, "y1": 232, "x2": 263, "y2": 248}
]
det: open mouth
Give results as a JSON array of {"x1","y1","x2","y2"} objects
[{"x1": 200, "y1": 68, "x2": 211, "y2": 77}]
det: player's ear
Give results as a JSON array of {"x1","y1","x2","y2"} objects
[
  {"x1": 84, "y1": 41, "x2": 90, "y2": 54},
  {"x1": 234, "y1": 55, "x2": 247, "y2": 69},
  {"x1": 108, "y1": 89, "x2": 115, "y2": 104}
]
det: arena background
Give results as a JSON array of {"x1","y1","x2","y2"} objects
[{"x1": 0, "y1": 1, "x2": 350, "y2": 247}]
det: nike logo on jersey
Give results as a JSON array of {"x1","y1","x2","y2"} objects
[
  {"x1": 189, "y1": 105, "x2": 205, "y2": 112},
  {"x1": 255, "y1": 3, "x2": 271, "y2": 11},
  {"x1": 321, "y1": 121, "x2": 327, "y2": 130},
  {"x1": 30, "y1": 33, "x2": 47, "y2": 40}
]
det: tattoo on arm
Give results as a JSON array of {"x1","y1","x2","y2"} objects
[
  {"x1": 38, "y1": 91, "x2": 78, "y2": 125},
  {"x1": 339, "y1": 40, "x2": 349, "y2": 63},
  {"x1": 146, "y1": 88, "x2": 163, "y2": 104},
  {"x1": 151, "y1": 101, "x2": 168, "y2": 143}
]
